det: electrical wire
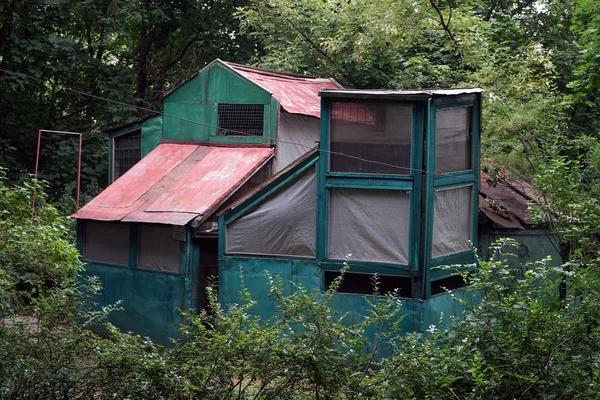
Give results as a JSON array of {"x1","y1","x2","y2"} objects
[{"x1": 0, "y1": 67, "x2": 526, "y2": 190}]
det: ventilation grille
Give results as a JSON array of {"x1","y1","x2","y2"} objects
[{"x1": 217, "y1": 104, "x2": 264, "y2": 137}]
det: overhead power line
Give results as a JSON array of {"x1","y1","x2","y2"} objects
[{"x1": 0, "y1": 67, "x2": 521, "y2": 189}]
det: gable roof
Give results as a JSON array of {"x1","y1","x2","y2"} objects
[
  {"x1": 164, "y1": 59, "x2": 341, "y2": 119},
  {"x1": 223, "y1": 61, "x2": 342, "y2": 118},
  {"x1": 73, "y1": 143, "x2": 273, "y2": 226}
]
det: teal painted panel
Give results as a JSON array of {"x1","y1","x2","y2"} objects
[
  {"x1": 141, "y1": 115, "x2": 163, "y2": 156},
  {"x1": 421, "y1": 288, "x2": 480, "y2": 329},
  {"x1": 82, "y1": 262, "x2": 187, "y2": 345},
  {"x1": 220, "y1": 256, "x2": 322, "y2": 320},
  {"x1": 163, "y1": 63, "x2": 274, "y2": 143},
  {"x1": 479, "y1": 230, "x2": 561, "y2": 269}
]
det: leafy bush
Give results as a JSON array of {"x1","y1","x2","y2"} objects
[{"x1": 0, "y1": 169, "x2": 81, "y2": 316}]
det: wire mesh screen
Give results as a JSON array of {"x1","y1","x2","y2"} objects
[
  {"x1": 330, "y1": 102, "x2": 412, "y2": 175},
  {"x1": 113, "y1": 129, "x2": 141, "y2": 180},
  {"x1": 217, "y1": 104, "x2": 264, "y2": 136},
  {"x1": 436, "y1": 106, "x2": 473, "y2": 173},
  {"x1": 83, "y1": 221, "x2": 130, "y2": 266}
]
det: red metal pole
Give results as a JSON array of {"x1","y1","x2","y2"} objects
[
  {"x1": 31, "y1": 129, "x2": 42, "y2": 218},
  {"x1": 76, "y1": 134, "x2": 82, "y2": 210}
]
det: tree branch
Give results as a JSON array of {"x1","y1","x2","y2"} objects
[
  {"x1": 282, "y1": 14, "x2": 361, "y2": 88},
  {"x1": 429, "y1": 0, "x2": 459, "y2": 51},
  {"x1": 163, "y1": 36, "x2": 204, "y2": 71}
]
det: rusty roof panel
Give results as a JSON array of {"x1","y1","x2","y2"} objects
[
  {"x1": 228, "y1": 64, "x2": 341, "y2": 118},
  {"x1": 146, "y1": 147, "x2": 273, "y2": 214},
  {"x1": 89, "y1": 143, "x2": 197, "y2": 210},
  {"x1": 73, "y1": 144, "x2": 273, "y2": 225},
  {"x1": 478, "y1": 175, "x2": 535, "y2": 229}
]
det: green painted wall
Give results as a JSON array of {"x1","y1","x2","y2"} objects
[
  {"x1": 163, "y1": 62, "x2": 277, "y2": 144},
  {"x1": 219, "y1": 256, "x2": 471, "y2": 336},
  {"x1": 81, "y1": 262, "x2": 186, "y2": 344},
  {"x1": 78, "y1": 221, "x2": 198, "y2": 345},
  {"x1": 141, "y1": 115, "x2": 163, "y2": 156},
  {"x1": 479, "y1": 229, "x2": 562, "y2": 268}
]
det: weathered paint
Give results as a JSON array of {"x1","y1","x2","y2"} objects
[
  {"x1": 478, "y1": 229, "x2": 561, "y2": 269},
  {"x1": 228, "y1": 63, "x2": 341, "y2": 118},
  {"x1": 82, "y1": 262, "x2": 187, "y2": 344},
  {"x1": 220, "y1": 256, "x2": 476, "y2": 340},
  {"x1": 163, "y1": 60, "x2": 339, "y2": 144},
  {"x1": 147, "y1": 147, "x2": 273, "y2": 214},
  {"x1": 74, "y1": 143, "x2": 198, "y2": 222},
  {"x1": 73, "y1": 144, "x2": 273, "y2": 225},
  {"x1": 163, "y1": 61, "x2": 273, "y2": 144},
  {"x1": 78, "y1": 222, "x2": 197, "y2": 344}
]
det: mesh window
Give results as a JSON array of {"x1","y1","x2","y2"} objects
[
  {"x1": 217, "y1": 104, "x2": 264, "y2": 136},
  {"x1": 324, "y1": 271, "x2": 412, "y2": 297},
  {"x1": 432, "y1": 186, "x2": 473, "y2": 258},
  {"x1": 226, "y1": 167, "x2": 317, "y2": 257},
  {"x1": 83, "y1": 221, "x2": 130, "y2": 266},
  {"x1": 328, "y1": 189, "x2": 410, "y2": 264},
  {"x1": 138, "y1": 225, "x2": 181, "y2": 274},
  {"x1": 113, "y1": 129, "x2": 141, "y2": 180},
  {"x1": 330, "y1": 102, "x2": 412, "y2": 174},
  {"x1": 436, "y1": 107, "x2": 472, "y2": 173}
]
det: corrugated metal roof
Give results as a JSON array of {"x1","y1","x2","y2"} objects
[
  {"x1": 225, "y1": 62, "x2": 342, "y2": 118},
  {"x1": 73, "y1": 143, "x2": 273, "y2": 226},
  {"x1": 479, "y1": 174, "x2": 535, "y2": 229}
]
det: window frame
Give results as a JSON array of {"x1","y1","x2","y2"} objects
[
  {"x1": 112, "y1": 128, "x2": 142, "y2": 181},
  {"x1": 327, "y1": 100, "x2": 414, "y2": 177}
]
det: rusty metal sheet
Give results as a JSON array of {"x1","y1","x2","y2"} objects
[
  {"x1": 229, "y1": 65, "x2": 340, "y2": 118},
  {"x1": 73, "y1": 143, "x2": 199, "y2": 222},
  {"x1": 478, "y1": 195, "x2": 526, "y2": 229},
  {"x1": 146, "y1": 147, "x2": 273, "y2": 215},
  {"x1": 74, "y1": 144, "x2": 271, "y2": 226},
  {"x1": 479, "y1": 177, "x2": 532, "y2": 226}
]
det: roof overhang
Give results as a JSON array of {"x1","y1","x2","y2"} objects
[
  {"x1": 73, "y1": 143, "x2": 274, "y2": 226},
  {"x1": 320, "y1": 88, "x2": 482, "y2": 101}
]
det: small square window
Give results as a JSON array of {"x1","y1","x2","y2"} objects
[
  {"x1": 217, "y1": 104, "x2": 264, "y2": 137},
  {"x1": 329, "y1": 102, "x2": 412, "y2": 175}
]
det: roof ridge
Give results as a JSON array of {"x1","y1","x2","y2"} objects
[{"x1": 224, "y1": 61, "x2": 324, "y2": 81}]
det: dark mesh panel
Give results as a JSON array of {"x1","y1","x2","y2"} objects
[
  {"x1": 217, "y1": 104, "x2": 264, "y2": 136},
  {"x1": 330, "y1": 102, "x2": 412, "y2": 174},
  {"x1": 114, "y1": 129, "x2": 141, "y2": 180}
]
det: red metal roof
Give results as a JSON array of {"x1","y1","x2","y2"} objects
[
  {"x1": 226, "y1": 62, "x2": 341, "y2": 118},
  {"x1": 73, "y1": 144, "x2": 273, "y2": 226},
  {"x1": 479, "y1": 174, "x2": 535, "y2": 229}
]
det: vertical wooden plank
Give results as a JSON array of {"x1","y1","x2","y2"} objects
[
  {"x1": 471, "y1": 95, "x2": 482, "y2": 251},
  {"x1": 409, "y1": 103, "x2": 424, "y2": 276},
  {"x1": 217, "y1": 215, "x2": 225, "y2": 261},
  {"x1": 316, "y1": 98, "x2": 330, "y2": 263},
  {"x1": 420, "y1": 99, "x2": 436, "y2": 300},
  {"x1": 128, "y1": 223, "x2": 139, "y2": 269}
]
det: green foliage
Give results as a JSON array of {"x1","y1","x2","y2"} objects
[{"x1": 0, "y1": 169, "x2": 81, "y2": 316}]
